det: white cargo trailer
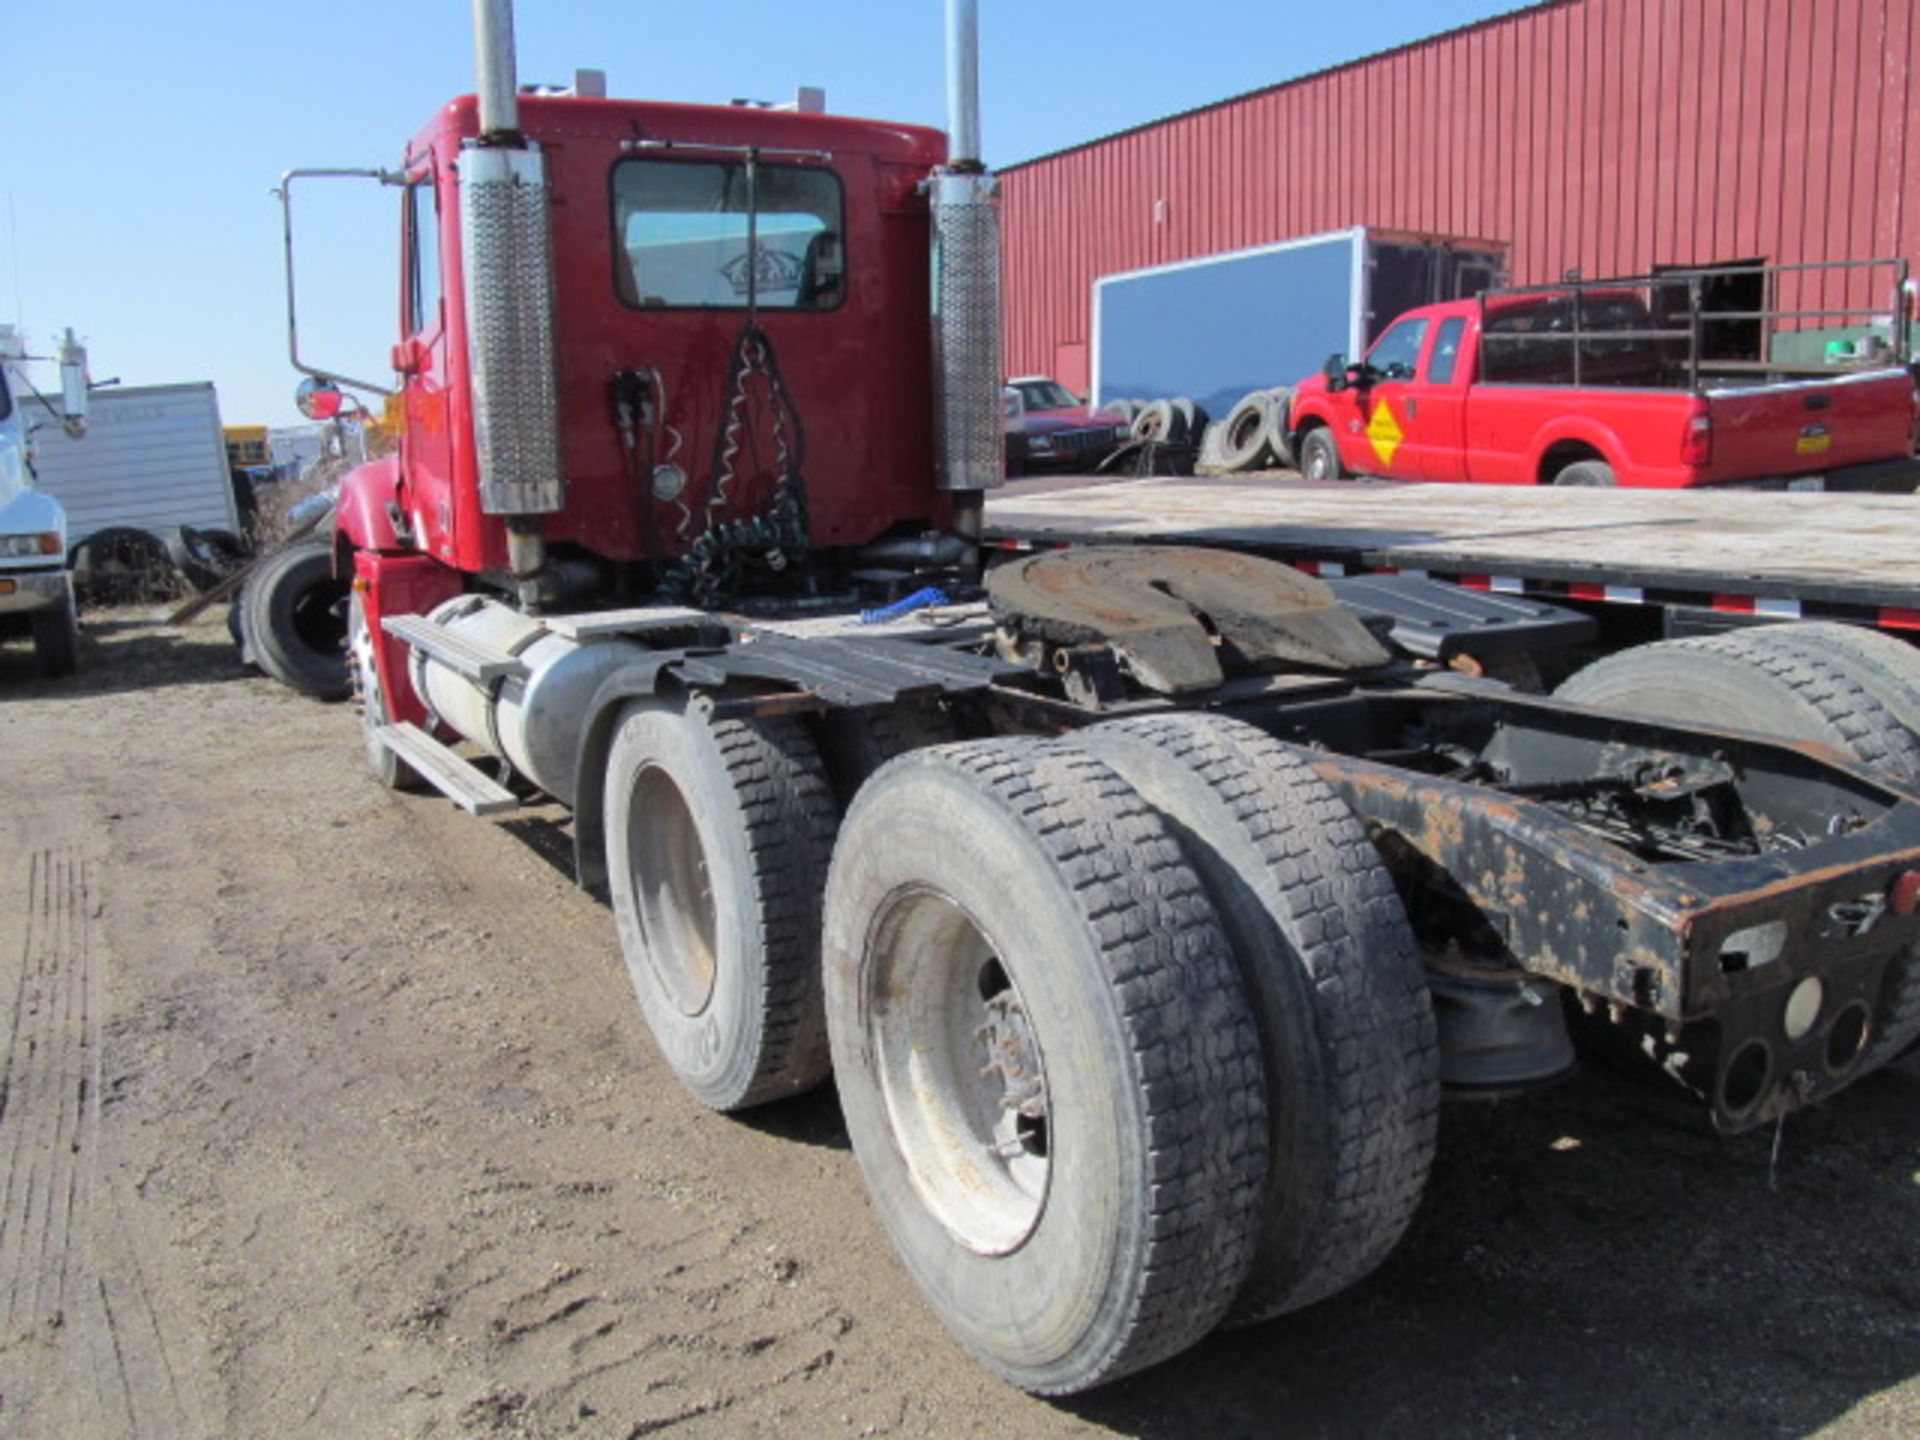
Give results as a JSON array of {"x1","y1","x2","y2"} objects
[
  {"x1": 23, "y1": 382, "x2": 238, "y2": 546},
  {"x1": 1092, "y1": 227, "x2": 1507, "y2": 421}
]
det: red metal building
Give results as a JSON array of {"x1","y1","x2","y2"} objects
[{"x1": 1000, "y1": 0, "x2": 1920, "y2": 394}]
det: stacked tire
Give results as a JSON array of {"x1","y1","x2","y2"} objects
[{"x1": 1215, "y1": 386, "x2": 1296, "y2": 472}]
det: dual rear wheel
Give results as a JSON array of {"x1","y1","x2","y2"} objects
[{"x1": 602, "y1": 701, "x2": 1438, "y2": 1392}]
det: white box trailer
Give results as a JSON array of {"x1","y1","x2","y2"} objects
[
  {"x1": 24, "y1": 382, "x2": 239, "y2": 547},
  {"x1": 1092, "y1": 227, "x2": 1507, "y2": 421}
]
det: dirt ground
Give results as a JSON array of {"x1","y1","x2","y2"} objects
[{"x1": 1, "y1": 608, "x2": 1917, "y2": 1440}]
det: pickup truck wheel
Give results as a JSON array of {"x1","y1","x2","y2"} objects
[
  {"x1": 1298, "y1": 426, "x2": 1344, "y2": 482},
  {"x1": 347, "y1": 590, "x2": 422, "y2": 791},
  {"x1": 1557, "y1": 634, "x2": 1920, "y2": 1073},
  {"x1": 1070, "y1": 714, "x2": 1439, "y2": 1325},
  {"x1": 823, "y1": 739, "x2": 1266, "y2": 1393},
  {"x1": 1551, "y1": 459, "x2": 1617, "y2": 487},
  {"x1": 30, "y1": 594, "x2": 79, "y2": 679},
  {"x1": 245, "y1": 541, "x2": 351, "y2": 700},
  {"x1": 605, "y1": 699, "x2": 838, "y2": 1111}
]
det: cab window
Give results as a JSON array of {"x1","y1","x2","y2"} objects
[
  {"x1": 406, "y1": 178, "x2": 442, "y2": 336},
  {"x1": 1365, "y1": 317, "x2": 1429, "y2": 380},
  {"x1": 1425, "y1": 317, "x2": 1467, "y2": 384},
  {"x1": 612, "y1": 159, "x2": 844, "y2": 311}
]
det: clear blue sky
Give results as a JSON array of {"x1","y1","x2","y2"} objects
[{"x1": 2, "y1": 1, "x2": 1517, "y2": 427}]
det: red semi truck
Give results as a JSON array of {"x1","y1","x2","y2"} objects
[
  {"x1": 277, "y1": 0, "x2": 1920, "y2": 1396},
  {"x1": 1288, "y1": 272, "x2": 1920, "y2": 489}
]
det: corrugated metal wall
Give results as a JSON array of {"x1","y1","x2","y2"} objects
[{"x1": 1001, "y1": 0, "x2": 1920, "y2": 391}]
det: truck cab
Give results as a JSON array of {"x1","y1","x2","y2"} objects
[
  {"x1": 1288, "y1": 268, "x2": 1920, "y2": 489},
  {"x1": 0, "y1": 332, "x2": 81, "y2": 677}
]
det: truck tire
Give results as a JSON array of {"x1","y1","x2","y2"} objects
[
  {"x1": 31, "y1": 593, "x2": 79, "y2": 679},
  {"x1": 245, "y1": 542, "x2": 351, "y2": 700},
  {"x1": 1069, "y1": 714, "x2": 1439, "y2": 1325},
  {"x1": 1555, "y1": 633, "x2": 1920, "y2": 783},
  {"x1": 1130, "y1": 399, "x2": 1176, "y2": 444},
  {"x1": 1218, "y1": 392, "x2": 1277, "y2": 472},
  {"x1": 1733, "y1": 622, "x2": 1920, "y2": 755},
  {"x1": 822, "y1": 739, "x2": 1266, "y2": 1393},
  {"x1": 1262, "y1": 386, "x2": 1297, "y2": 468},
  {"x1": 605, "y1": 698, "x2": 838, "y2": 1111},
  {"x1": 813, "y1": 701, "x2": 957, "y2": 808},
  {"x1": 1721, "y1": 622, "x2": 1920, "y2": 1066},
  {"x1": 1170, "y1": 397, "x2": 1207, "y2": 445},
  {"x1": 1551, "y1": 459, "x2": 1617, "y2": 487},
  {"x1": 347, "y1": 590, "x2": 422, "y2": 790},
  {"x1": 165, "y1": 525, "x2": 244, "y2": 592},
  {"x1": 1298, "y1": 425, "x2": 1345, "y2": 482},
  {"x1": 1556, "y1": 634, "x2": 1920, "y2": 1072},
  {"x1": 73, "y1": 525, "x2": 173, "y2": 603}
]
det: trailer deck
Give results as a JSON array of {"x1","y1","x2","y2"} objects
[{"x1": 986, "y1": 476, "x2": 1920, "y2": 630}]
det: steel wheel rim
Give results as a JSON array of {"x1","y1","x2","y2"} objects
[
  {"x1": 865, "y1": 886, "x2": 1050, "y2": 1256},
  {"x1": 348, "y1": 597, "x2": 388, "y2": 741},
  {"x1": 629, "y1": 765, "x2": 720, "y2": 1016}
]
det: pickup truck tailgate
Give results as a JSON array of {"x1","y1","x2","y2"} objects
[{"x1": 1705, "y1": 368, "x2": 1915, "y2": 481}]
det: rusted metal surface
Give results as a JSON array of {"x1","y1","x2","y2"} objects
[
  {"x1": 985, "y1": 545, "x2": 1390, "y2": 693},
  {"x1": 1000, "y1": 0, "x2": 1920, "y2": 390},
  {"x1": 1290, "y1": 673, "x2": 1920, "y2": 1133}
]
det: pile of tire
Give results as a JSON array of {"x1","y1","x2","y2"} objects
[
  {"x1": 1097, "y1": 396, "x2": 1210, "y2": 477},
  {"x1": 230, "y1": 539, "x2": 351, "y2": 700},
  {"x1": 1212, "y1": 386, "x2": 1297, "y2": 473}
]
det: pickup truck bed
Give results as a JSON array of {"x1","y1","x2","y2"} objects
[{"x1": 986, "y1": 475, "x2": 1920, "y2": 630}]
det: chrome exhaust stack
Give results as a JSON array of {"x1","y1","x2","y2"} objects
[
  {"x1": 930, "y1": 0, "x2": 1002, "y2": 553},
  {"x1": 463, "y1": 0, "x2": 565, "y2": 605}
]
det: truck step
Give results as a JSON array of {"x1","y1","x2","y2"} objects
[
  {"x1": 375, "y1": 724, "x2": 521, "y2": 816},
  {"x1": 382, "y1": 613, "x2": 528, "y2": 684}
]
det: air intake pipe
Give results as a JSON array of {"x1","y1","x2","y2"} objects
[
  {"x1": 464, "y1": 0, "x2": 566, "y2": 606},
  {"x1": 930, "y1": 0, "x2": 1002, "y2": 554}
]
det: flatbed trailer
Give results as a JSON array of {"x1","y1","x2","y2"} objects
[{"x1": 987, "y1": 474, "x2": 1920, "y2": 641}]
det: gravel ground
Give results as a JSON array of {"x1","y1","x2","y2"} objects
[{"x1": 0, "y1": 608, "x2": 1916, "y2": 1439}]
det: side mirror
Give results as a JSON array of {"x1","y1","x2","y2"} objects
[
  {"x1": 296, "y1": 376, "x2": 345, "y2": 421},
  {"x1": 1322, "y1": 352, "x2": 1349, "y2": 392},
  {"x1": 1345, "y1": 363, "x2": 1371, "y2": 389},
  {"x1": 57, "y1": 329, "x2": 89, "y2": 439}
]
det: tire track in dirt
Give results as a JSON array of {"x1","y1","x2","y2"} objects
[{"x1": 0, "y1": 848, "x2": 208, "y2": 1438}]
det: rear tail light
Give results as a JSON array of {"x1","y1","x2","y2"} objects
[{"x1": 1681, "y1": 412, "x2": 1713, "y2": 467}]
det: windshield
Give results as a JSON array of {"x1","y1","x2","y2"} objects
[
  {"x1": 0, "y1": 364, "x2": 11, "y2": 423},
  {"x1": 1013, "y1": 379, "x2": 1079, "y2": 411}
]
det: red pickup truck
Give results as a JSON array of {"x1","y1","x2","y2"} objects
[{"x1": 1287, "y1": 280, "x2": 1920, "y2": 488}]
